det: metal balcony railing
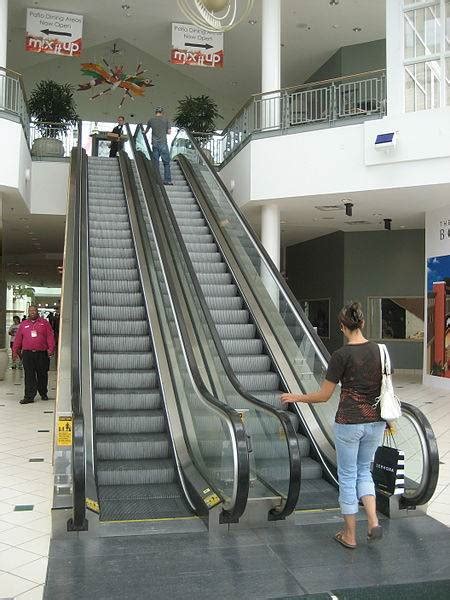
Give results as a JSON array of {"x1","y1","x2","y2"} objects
[
  {"x1": 0, "y1": 67, "x2": 30, "y2": 139},
  {"x1": 200, "y1": 70, "x2": 386, "y2": 167}
]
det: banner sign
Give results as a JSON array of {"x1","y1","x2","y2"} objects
[
  {"x1": 26, "y1": 8, "x2": 83, "y2": 57},
  {"x1": 171, "y1": 23, "x2": 223, "y2": 68}
]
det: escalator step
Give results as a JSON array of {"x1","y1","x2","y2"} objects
[
  {"x1": 97, "y1": 458, "x2": 176, "y2": 485},
  {"x1": 95, "y1": 390, "x2": 161, "y2": 411},
  {"x1": 92, "y1": 334, "x2": 151, "y2": 353},
  {"x1": 91, "y1": 306, "x2": 147, "y2": 321},
  {"x1": 96, "y1": 433, "x2": 170, "y2": 460},
  {"x1": 95, "y1": 410, "x2": 165, "y2": 434},
  {"x1": 93, "y1": 351, "x2": 155, "y2": 370},
  {"x1": 97, "y1": 484, "x2": 191, "y2": 521},
  {"x1": 236, "y1": 372, "x2": 280, "y2": 391},
  {"x1": 91, "y1": 319, "x2": 148, "y2": 335},
  {"x1": 93, "y1": 369, "x2": 158, "y2": 389}
]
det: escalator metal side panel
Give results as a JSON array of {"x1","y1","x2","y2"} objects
[
  {"x1": 53, "y1": 149, "x2": 77, "y2": 511},
  {"x1": 118, "y1": 153, "x2": 209, "y2": 517}
]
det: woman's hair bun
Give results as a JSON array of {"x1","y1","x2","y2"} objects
[{"x1": 339, "y1": 302, "x2": 364, "y2": 331}]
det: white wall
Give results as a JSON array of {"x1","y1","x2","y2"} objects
[
  {"x1": 220, "y1": 108, "x2": 450, "y2": 205},
  {"x1": 0, "y1": 119, "x2": 31, "y2": 209},
  {"x1": 219, "y1": 141, "x2": 251, "y2": 206},
  {"x1": 30, "y1": 162, "x2": 69, "y2": 215},
  {"x1": 424, "y1": 204, "x2": 450, "y2": 390}
]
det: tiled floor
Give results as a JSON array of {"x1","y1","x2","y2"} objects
[
  {"x1": 0, "y1": 367, "x2": 56, "y2": 600},
  {"x1": 0, "y1": 368, "x2": 448, "y2": 599},
  {"x1": 393, "y1": 374, "x2": 450, "y2": 527}
]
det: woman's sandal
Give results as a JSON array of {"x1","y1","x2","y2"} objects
[
  {"x1": 367, "y1": 525, "x2": 383, "y2": 542},
  {"x1": 334, "y1": 531, "x2": 357, "y2": 549}
]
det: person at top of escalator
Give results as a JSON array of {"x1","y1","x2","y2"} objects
[
  {"x1": 109, "y1": 116, "x2": 125, "y2": 158},
  {"x1": 281, "y1": 302, "x2": 387, "y2": 549},
  {"x1": 144, "y1": 107, "x2": 173, "y2": 186}
]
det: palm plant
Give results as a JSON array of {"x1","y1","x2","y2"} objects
[
  {"x1": 174, "y1": 94, "x2": 222, "y2": 134},
  {"x1": 28, "y1": 80, "x2": 78, "y2": 138}
]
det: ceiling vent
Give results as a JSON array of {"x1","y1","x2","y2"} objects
[{"x1": 315, "y1": 205, "x2": 344, "y2": 212}]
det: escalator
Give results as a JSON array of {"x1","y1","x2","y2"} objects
[
  {"x1": 133, "y1": 125, "x2": 439, "y2": 515},
  {"x1": 59, "y1": 128, "x2": 253, "y2": 529},
  {"x1": 87, "y1": 156, "x2": 190, "y2": 520},
  {"x1": 159, "y1": 162, "x2": 335, "y2": 508},
  {"x1": 59, "y1": 122, "x2": 302, "y2": 533}
]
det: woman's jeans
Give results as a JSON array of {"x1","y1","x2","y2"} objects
[{"x1": 334, "y1": 421, "x2": 385, "y2": 515}]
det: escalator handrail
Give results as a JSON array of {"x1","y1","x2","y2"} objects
[
  {"x1": 133, "y1": 125, "x2": 301, "y2": 518},
  {"x1": 125, "y1": 128, "x2": 250, "y2": 522},
  {"x1": 399, "y1": 402, "x2": 440, "y2": 507},
  {"x1": 68, "y1": 120, "x2": 87, "y2": 530},
  {"x1": 172, "y1": 128, "x2": 439, "y2": 508}
]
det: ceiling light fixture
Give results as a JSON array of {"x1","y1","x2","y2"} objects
[
  {"x1": 248, "y1": 18, "x2": 257, "y2": 25},
  {"x1": 353, "y1": 26, "x2": 362, "y2": 32},
  {"x1": 329, "y1": 0, "x2": 339, "y2": 5},
  {"x1": 177, "y1": 0, "x2": 255, "y2": 33},
  {"x1": 345, "y1": 202, "x2": 354, "y2": 217},
  {"x1": 121, "y1": 4, "x2": 132, "y2": 17}
]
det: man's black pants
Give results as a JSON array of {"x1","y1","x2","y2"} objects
[{"x1": 22, "y1": 351, "x2": 50, "y2": 400}]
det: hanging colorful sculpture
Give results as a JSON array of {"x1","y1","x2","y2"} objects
[{"x1": 78, "y1": 59, "x2": 153, "y2": 107}]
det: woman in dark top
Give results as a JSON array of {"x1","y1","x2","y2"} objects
[{"x1": 281, "y1": 302, "x2": 386, "y2": 549}]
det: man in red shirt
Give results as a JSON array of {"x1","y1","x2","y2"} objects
[{"x1": 13, "y1": 305, "x2": 55, "y2": 405}]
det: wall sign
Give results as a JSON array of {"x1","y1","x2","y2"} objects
[
  {"x1": 171, "y1": 23, "x2": 224, "y2": 68},
  {"x1": 425, "y1": 207, "x2": 450, "y2": 383},
  {"x1": 26, "y1": 8, "x2": 83, "y2": 57}
]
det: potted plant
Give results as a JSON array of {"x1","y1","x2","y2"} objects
[
  {"x1": 431, "y1": 361, "x2": 445, "y2": 376},
  {"x1": 174, "y1": 94, "x2": 222, "y2": 136},
  {"x1": 28, "y1": 80, "x2": 78, "y2": 157}
]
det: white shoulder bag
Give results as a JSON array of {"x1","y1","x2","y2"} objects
[{"x1": 373, "y1": 344, "x2": 402, "y2": 421}]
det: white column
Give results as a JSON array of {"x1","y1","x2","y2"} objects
[
  {"x1": 261, "y1": 0, "x2": 281, "y2": 93},
  {"x1": 0, "y1": 0, "x2": 7, "y2": 68},
  {"x1": 386, "y1": 0, "x2": 404, "y2": 116},
  {"x1": 261, "y1": 204, "x2": 280, "y2": 269},
  {"x1": 261, "y1": 0, "x2": 281, "y2": 129}
]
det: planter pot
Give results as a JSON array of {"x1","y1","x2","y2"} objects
[
  {"x1": 31, "y1": 137, "x2": 64, "y2": 158},
  {"x1": 0, "y1": 349, "x2": 8, "y2": 381}
]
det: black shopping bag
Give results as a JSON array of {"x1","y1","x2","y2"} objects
[{"x1": 372, "y1": 439, "x2": 405, "y2": 496}]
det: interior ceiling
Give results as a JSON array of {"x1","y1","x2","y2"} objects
[
  {"x1": 8, "y1": 0, "x2": 386, "y2": 108},
  {"x1": 2, "y1": 193, "x2": 65, "y2": 288},
  {"x1": 244, "y1": 183, "x2": 450, "y2": 247}
]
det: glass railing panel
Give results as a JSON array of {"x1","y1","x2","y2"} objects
[
  {"x1": 394, "y1": 412, "x2": 423, "y2": 497},
  {"x1": 135, "y1": 127, "x2": 294, "y2": 503}
]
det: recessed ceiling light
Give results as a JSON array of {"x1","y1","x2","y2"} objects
[
  {"x1": 332, "y1": 24, "x2": 340, "y2": 29},
  {"x1": 329, "y1": 0, "x2": 339, "y2": 5},
  {"x1": 297, "y1": 23, "x2": 311, "y2": 30},
  {"x1": 353, "y1": 26, "x2": 362, "y2": 32},
  {"x1": 248, "y1": 19, "x2": 257, "y2": 25},
  {"x1": 231, "y1": 81, "x2": 238, "y2": 86}
]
